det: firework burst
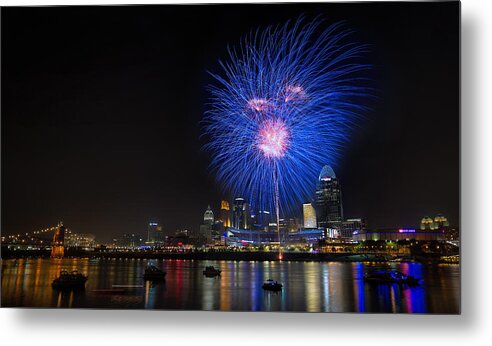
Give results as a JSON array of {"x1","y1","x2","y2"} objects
[{"x1": 203, "y1": 17, "x2": 371, "y2": 226}]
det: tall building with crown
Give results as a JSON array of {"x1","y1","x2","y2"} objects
[
  {"x1": 219, "y1": 200, "x2": 231, "y2": 227},
  {"x1": 203, "y1": 205, "x2": 214, "y2": 224},
  {"x1": 420, "y1": 214, "x2": 450, "y2": 230},
  {"x1": 434, "y1": 214, "x2": 450, "y2": 229},
  {"x1": 315, "y1": 165, "x2": 343, "y2": 232},
  {"x1": 199, "y1": 205, "x2": 215, "y2": 245},
  {"x1": 420, "y1": 216, "x2": 436, "y2": 230}
]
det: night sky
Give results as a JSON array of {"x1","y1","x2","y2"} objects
[{"x1": 1, "y1": 2, "x2": 459, "y2": 242}]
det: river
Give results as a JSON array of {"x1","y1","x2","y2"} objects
[{"x1": 1, "y1": 258, "x2": 460, "y2": 313}]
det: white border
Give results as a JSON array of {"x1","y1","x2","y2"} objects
[{"x1": 2, "y1": 0, "x2": 492, "y2": 345}]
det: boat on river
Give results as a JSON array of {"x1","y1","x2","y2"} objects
[
  {"x1": 52, "y1": 270, "x2": 88, "y2": 289},
  {"x1": 363, "y1": 269, "x2": 419, "y2": 286},
  {"x1": 143, "y1": 265, "x2": 166, "y2": 280},
  {"x1": 203, "y1": 266, "x2": 221, "y2": 277},
  {"x1": 262, "y1": 279, "x2": 283, "y2": 291}
]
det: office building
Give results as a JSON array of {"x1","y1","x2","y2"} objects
[
  {"x1": 203, "y1": 205, "x2": 214, "y2": 224},
  {"x1": 341, "y1": 218, "x2": 366, "y2": 238},
  {"x1": 219, "y1": 200, "x2": 231, "y2": 227},
  {"x1": 303, "y1": 203, "x2": 317, "y2": 228},
  {"x1": 233, "y1": 197, "x2": 245, "y2": 229},
  {"x1": 315, "y1": 165, "x2": 343, "y2": 231}
]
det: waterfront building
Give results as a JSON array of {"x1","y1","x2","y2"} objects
[
  {"x1": 420, "y1": 214, "x2": 450, "y2": 232},
  {"x1": 434, "y1": 214, "x2": 450, "y2": 229},
  {"x1": 420, "y1": 216, "x2": 436, "y2": 230},
  {"x1": 287, "y1": 217, "x2": 302, "y2": 233},
  {"x1": 199, "y1": 223, "x2": 213, "y2": 244},
  {"x1": 219, "y1": 200, "x2": 231, "y2": 227},
  {"x1": 273, "y1": 218, "x2": 289, "y2": 242},
  {"x1": 303, "y1": 203, "x2": 317, "y2": 228},
  {"x1": 253, "y1": 210, "x2": 271, "y2": 231},
  {"x1": 315, "y1": 165, "x2": 343, "y2": 232},
  {"x1": 326, "y1": 228, "x2": 340, "y2": 239},
  {"x1": 203, "y1": 205, "x2": 214, "y2": 224},
  {"x1": 352, "y1": 228, "x2": 445, "y2": 242},
  {"x1": 165, "y1": 231, "x2": 192, "y2": 247},
  {"x1": 211, "y1": 220, "x2": 226, "y2": 245},
  {"x1": 226, "y1": 227, "x2": 324, "y2": 246},
  {"x1": 341, "y1": 218, "x2": 366, "y2": 238},
  {"x1": 289, "y1": 228, "x2": 325, "y2": 244},
  {"x1": 146, "y1": 222, "x2": 164, "y2": 245}
]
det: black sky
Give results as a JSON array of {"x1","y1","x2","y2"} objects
[{"x1": 1, "y1": 2, "x2": 460, "y2": 242}]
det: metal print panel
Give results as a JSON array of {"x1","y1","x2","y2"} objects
[{"x1": 1, "y1": 1, "x2": 460, "y2": 313}]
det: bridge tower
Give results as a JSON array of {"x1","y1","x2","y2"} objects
[{"x1": 51, "y1": 221, "x2": 66, "y2": 258}]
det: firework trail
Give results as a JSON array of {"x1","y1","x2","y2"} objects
[{"x1": 203, "y1": 18, "x2": 371, "y2": 241}]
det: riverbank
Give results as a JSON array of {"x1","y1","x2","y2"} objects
[{"x1": 1, "y1": 248, "x2": 457, "y2": 263}]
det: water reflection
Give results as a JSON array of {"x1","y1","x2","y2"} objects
[
  {"x1": 352, "y1": 262, "x2": 365, "y2": 312},
  {"x1": 1, "y1": 259, "x2": 459, "y2": 313}
]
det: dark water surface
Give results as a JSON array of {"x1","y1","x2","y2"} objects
[{"x1": 1, "y1": 258, "x2": 459, "y2": 313}]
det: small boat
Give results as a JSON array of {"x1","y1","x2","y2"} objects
[
  {"x1": 52, "y1": 269, "x2": 88, "y2": 289},
  {"x1": 143, "y1": 265, "x2": 166, "y2": 280},
  {"x1": 363, "y1": 269, "x2": 419, "y2": 286},
  {"x1": 262, "y1": 279, "x2": 283, "y2": 291},
  {"x1": 203, "y1": 266, "x2": 221, "y2": 277}
]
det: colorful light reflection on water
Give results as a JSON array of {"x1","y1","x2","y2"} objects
[{"x1": 1, "y1": 259, "x2": 459, "y2": 313}]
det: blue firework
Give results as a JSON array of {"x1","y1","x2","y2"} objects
[{"x1": 202, "y1": 17, "x2": 370, "y2": 220}]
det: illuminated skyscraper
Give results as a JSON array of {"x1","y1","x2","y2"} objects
[
  {"x1": 303, "y1": 203, "x2": 317, "y2": 228},
  {"x1": 243, "y1": 202, "x2": 252, "y2": 229},
  {"x1": 147, "y1": 222, "x2": 162, "y2": 244},
  {"x1": 253, "y1": 210, "x2": 271, "y2": 230},
  {"x1": 315, "y1": 165, "x2": 343, "y2": 232},
  {"x1": 233, "y1": 197, "x2": 245, "y2": 229},
  {"x1": 219, "y1": 200, "x2": 231, "y2": 227},
  {"x1": 203, "y1": 205, "x2": 214, "y2": 224}
]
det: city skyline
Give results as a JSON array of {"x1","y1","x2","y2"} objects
[
  {"x1": 1, "y1": 3, "x2": 459, "y2": 242},
  {"x1": 1, "y1": 168, "x2": 457, "y2": 243}
]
